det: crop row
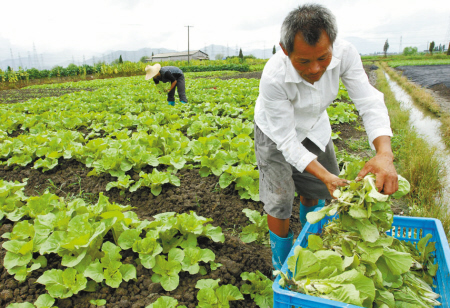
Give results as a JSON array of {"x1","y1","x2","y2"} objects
[{"x1": 0, "y1": 76, "x2": 356, "y2": 202}]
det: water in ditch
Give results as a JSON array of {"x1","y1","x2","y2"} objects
[{"x1": 385, "y1": 73, "x2": 450, "y2": 206}]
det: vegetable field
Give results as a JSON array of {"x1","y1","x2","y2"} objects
[{"x1": 0, "y1": 71, "x2": 382, "y2": 308}]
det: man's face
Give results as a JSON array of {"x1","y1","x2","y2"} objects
[
  {"x1": 152, "y1": 72, "x2": 161, "y2": 81},
  {"x1": 281, "y1": 30, "x2": 333, "y2": 84}
]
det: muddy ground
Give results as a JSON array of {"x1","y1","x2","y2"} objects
[
  {"x1": 395, "y1": 65, "x2": 450, "y2": 88},
  {"x1": 0, "y1": 88, "x2": 96, "y2": 105},
  {"x1": 395, "y1": 65, "x2": 450, "y2": 114},
  {"x1": 0, "y1": 67, "x2": 418, "y2": 307}
]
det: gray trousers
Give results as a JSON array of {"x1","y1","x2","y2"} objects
[
  {"x1": 168, "y1": 75, "x2": 188, "y2": 103},
  {"x1": 254, "y1": 123, "x2": 340, "y2": 219}
]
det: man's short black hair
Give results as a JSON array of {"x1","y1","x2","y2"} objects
[{"x1": 280, "y1": 3, "x2": 338, "y2": 55}]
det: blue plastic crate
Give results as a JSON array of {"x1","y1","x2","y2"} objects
[{"x1": 273, "y1": 215, "x2": 450, "y2": 308}]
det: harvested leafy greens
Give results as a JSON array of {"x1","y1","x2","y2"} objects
[
  {"x1": 276, "y1": 164, "x2": 441, "y2": 308},
  {"x1": 155, "y1": 82, "x2": 171, "y2": 94}
]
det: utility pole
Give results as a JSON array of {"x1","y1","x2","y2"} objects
[
  {"x1": 10, "y1": 49, "x2": 15, "y2": 70},
  {"x1": 399, "y1": 36, "x2": 402, "y2": 54},
  {"x1": 33, "y1": 43, "x2": 40, "y2": 69},
  {"x1": 185, "y1": 25, "x2": 193, "y2": 65},
  {"x1": 18, "y1": 52, "x2": 23, "y2": 68},
  {"x1": 445, "y1": 16, "x2": 450, "y2": 46},
  {"x1": 28, "y1": 51, "x2": 32, "y2": 68}
]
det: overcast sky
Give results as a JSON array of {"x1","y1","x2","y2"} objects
[{"x1": 1, "y1": 0, "x2": 449, "y2": 61}]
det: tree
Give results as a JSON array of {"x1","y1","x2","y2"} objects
[
  {"x1": 272, "y1": 45, "x2": 276, "y2": 54},
  {"x1": 118, "y1": 55, "x2": 123, "y2": 64},
  {"x1": 447, "y1": 43, "x2": 450, "y2": 56},
  {"x1": 383, "y1": 39, "x2": 389, "y2": 57},
  {"x1": 215, "y1": 53, "x2": 224, "y2": 60},
  {"x1": 403, "y1": 46, "x2": 418, "y2": 56},
  {"x1": 239, "y1": 48, "x2": 244, "y2": 63},
  {"x1": 139, "y1": 56, "x2": 149, "y2": 63},
  {"x1": 429, "y1": 41, "x2": 435, "y2": 55}
]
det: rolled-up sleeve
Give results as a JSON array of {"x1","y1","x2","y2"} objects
[
  {"x1": 258, "y1": 76, "x2": 317, "y2": 172},
  {"x1": 340, "y1": 44, "x2": 393, "y2": 149}
]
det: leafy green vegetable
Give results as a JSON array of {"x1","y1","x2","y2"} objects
[
  {"x1": 0, "y1": 179, "x2": 28, "y2": 221},
  {"x1": 36, "y1": 268, "x2": 87, "y2": 299},
  {"x1": 130, "y1": 169, "x2": 180, "y2": 196},
  {"x1": 5, "y1": 303, "x2": 36, "y2": 308},
  {"x1": 181, "y1": 247, "x2": 215, "y2": 274},
  {"x1": 84, "y1": 241, "x2": 136, "y2": 288},
  {"x1": 240, "y1": 271, "x2": 273, "y2": 308},
  {"x1": 5, "y1": 290, "x2": 57, "y2": 307},
  {"x1": 146, "y1": 296, "x2": 187, "y2": 308},
  {"x1": 195, "y1": 279, "x2": 244, "y2": 307},
  {"x1": 106, "y1": 175, "x2": 135, "y2": 193},
  {"x1": 89, "y1": 299, "x2": 107, "y2": 306},
  {"x1": 151, "y1": 248, "x2": 184, "y2": 291},
  {"x1": 239, "y1": 209, "x2": 269, "y2": 246},
  {"x1": 34, "y1": 294, "x2": 56, "y2": 308},
  {"x1": 327, "y1": 101, "x2": 358, "y2": 125},
  {"x1": 279, "y1": 171, "x2": 441, "y2": 308},
  {"x1": 155, "y1": 82, "x2": 171, "y2": 94}
]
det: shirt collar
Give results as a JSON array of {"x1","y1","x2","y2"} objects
[{"x1": 284, "y1": 54, "x2": 341, "y2": 84}]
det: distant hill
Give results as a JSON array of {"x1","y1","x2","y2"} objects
[
  {"x1": 1, "y1": 44, "x2": 283, "y2": 71},
  {"x1": 0, "y1": 47, "x2": 176, "y2": 71}
]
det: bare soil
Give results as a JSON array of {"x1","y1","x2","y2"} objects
[
  {"x1": 394, "y1": 65, "x2": 450, "y2": 114},
  {"x1": 395, "y1": 65, "x2": 450, "y2": 88},
  {"x1": 0, "y1": 67, "x2": 409, "y2": 307},
  {"x1": 0, "y1": 88, "x2": 96, "y2": 105}
]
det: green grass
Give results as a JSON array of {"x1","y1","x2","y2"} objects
[
  {"x1": 388, "y1": 59, "x2": 450, "y2": 68},
  {"x1": 361, "y1": 52, "x2": 449, "y2": 62},
  {"x1": 375, "y1": 67, "x2": 450, "y2": 238}
]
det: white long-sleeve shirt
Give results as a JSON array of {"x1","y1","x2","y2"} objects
[{"x1": 254, "y1": 38, "x2": 393, "y2": 173}]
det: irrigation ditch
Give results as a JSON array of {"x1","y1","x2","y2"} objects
[{"x1": 384, "y1": 72, "x2": 450, "y2": 207}]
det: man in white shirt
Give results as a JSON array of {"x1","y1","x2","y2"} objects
[{"x1": 254, "y1": 4, "x2": 399, "y2": 271}]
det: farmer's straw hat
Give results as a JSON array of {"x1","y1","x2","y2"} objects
[{"x1": 145, "y1": 63, "x2": 161, "y2": 80}]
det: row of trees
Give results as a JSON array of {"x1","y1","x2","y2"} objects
[{"x1": 384, "y1": 39, "x2": 450, "y2": 57}]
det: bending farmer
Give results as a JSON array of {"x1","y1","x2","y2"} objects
[
  {"x1": 254, "y1": 4, "x2": 399, "y2": 271},
  {"x1": 145, "y1": 64, "x2": 188, "y2": 106}
]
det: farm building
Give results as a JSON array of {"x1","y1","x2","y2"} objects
[{"x1": 147, "y1": 50, "x2": 209, "y2": 62}]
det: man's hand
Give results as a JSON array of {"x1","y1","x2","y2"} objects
[
  {"x1": 356, "y1": 136, "x2": 398, "y2": 195},
  {"x1": 323, "y1": 173, "x2": 350, "y2": 198},
  {"x1": 305, "y1": 159, "x2": 349, "y2": 198}
]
